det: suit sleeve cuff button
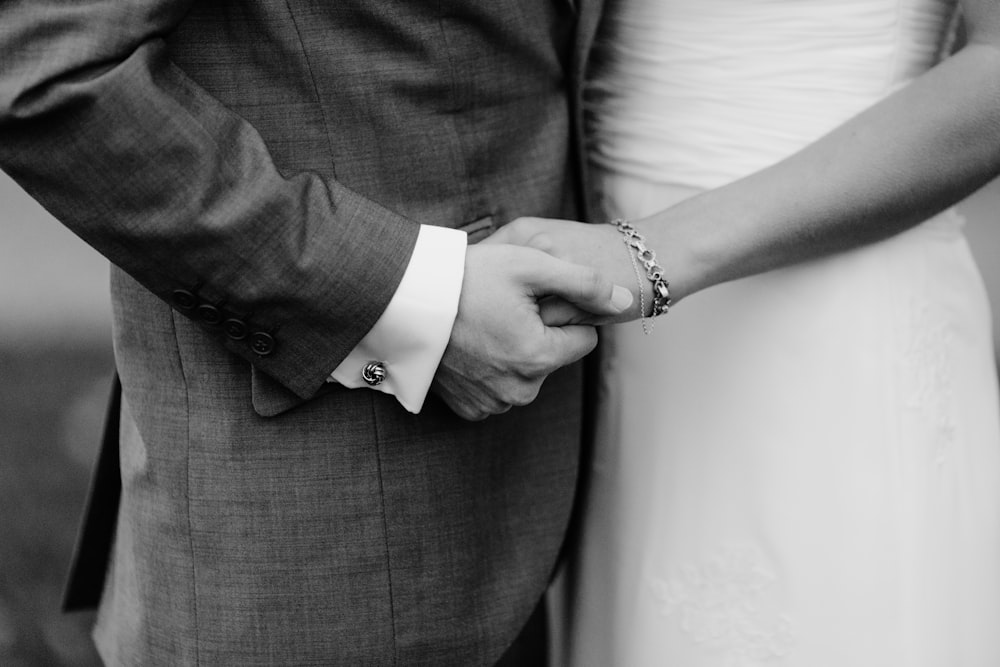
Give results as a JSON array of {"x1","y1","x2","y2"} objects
[
  {"x1": 172, "y1": 289, "x2": 197, "y2": 310},
  {"x1": 250, "y1": 332, "x2": 276, "y2": 356},
  {"x1": 196, "y1": 304, "x2": 223, "y2": 325},
  {"x1": 224, "y1": 318, "x2": 249, "y2": 340}
]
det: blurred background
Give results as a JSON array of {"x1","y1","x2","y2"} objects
[
  {"x1": 1, "y1": 171, "x2": 110, "y2": 667},
  {"x1": 1, "y1": 167, "x2": 999, "y2": 666}
]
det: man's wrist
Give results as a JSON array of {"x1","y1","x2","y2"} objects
[{"x1": 327, "y1": 224, "x2": 467, "y2": 413}]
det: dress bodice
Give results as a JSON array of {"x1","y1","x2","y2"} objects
[{"x1": 585, "y1": 0, "x2": 960, "y2": 189}]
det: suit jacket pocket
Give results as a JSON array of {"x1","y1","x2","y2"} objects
[{"x1": 251, "y1": 365, "x2": 313, "y2": 417}]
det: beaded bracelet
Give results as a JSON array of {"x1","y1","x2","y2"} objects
[{"x1": 608, "y1": 218, "x2": 671, "y2": 334}]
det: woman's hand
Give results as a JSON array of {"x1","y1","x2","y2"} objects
[{"x1": 484, "y1": 217, "x2": 648, "y2": 325}]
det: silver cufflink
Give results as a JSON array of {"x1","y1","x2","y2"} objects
[{"x1": 361, "y1": 361, "x2": 387, "y2": 386}]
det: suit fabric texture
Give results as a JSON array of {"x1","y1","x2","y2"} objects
[{"x1": 0, "y1": 0, "x2": 605, "y2": 664}]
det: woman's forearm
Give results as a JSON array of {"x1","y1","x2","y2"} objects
[{"x1": 644, "y1": 40, "x2": 1000, "y2": 302}]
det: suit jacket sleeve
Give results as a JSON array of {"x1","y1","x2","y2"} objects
[{"x1": 0, "y1": 0, "x2": 420, "y2": 399}]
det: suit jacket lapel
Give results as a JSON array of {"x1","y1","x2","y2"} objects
[{"x1": 572, "y1": 0, "x2": 606, "y2": 222}]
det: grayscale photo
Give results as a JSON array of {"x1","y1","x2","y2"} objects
[{"x1": 2, "y1": 0, "x2": 1000, "y2": 664}]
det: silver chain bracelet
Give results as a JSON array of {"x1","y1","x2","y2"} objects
[{"x1": 608, "y1": 218, "x2": 671, "y2": 334}]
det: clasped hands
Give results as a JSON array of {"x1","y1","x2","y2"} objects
[{"x1": 431, "y1": 217, "x2": 647, "y2": 421}]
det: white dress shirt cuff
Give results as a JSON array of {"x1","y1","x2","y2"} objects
[{"x1": 328, "y1": 224, "x2": 467, "y2": 414}]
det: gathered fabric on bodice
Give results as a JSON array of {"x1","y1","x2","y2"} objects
[{"x1": 585, "y1": 0, "x2": 960, "y2": 189}]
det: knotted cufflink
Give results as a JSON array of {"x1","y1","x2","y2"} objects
[{"x1": 361, "y1": 361, "x2": 387, "y2": 386}]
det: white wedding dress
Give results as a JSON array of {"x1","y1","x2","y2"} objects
[{"x1": 556, "y1": 0, "x2": 1000, "y2": 665}]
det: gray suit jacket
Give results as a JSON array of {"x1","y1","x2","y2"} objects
[{"x1": 0, "y1": 0, "x2": 604, "y2": 663}]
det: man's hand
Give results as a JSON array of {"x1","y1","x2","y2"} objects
[
  {"x1": 431, "y1": 243, "x2": 633, "y2": 421},
  {"x1": 483, "y1": 217, "x2": 646, "y2": 326}
]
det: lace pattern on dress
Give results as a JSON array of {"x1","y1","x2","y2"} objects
[
  {"x1": 899, "y1": 298, "x2": 956, "y2": 465},
  {"x1": 648, "y1": 544, "x2": 794, "y2": 665}
]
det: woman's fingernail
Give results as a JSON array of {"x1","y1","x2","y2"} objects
[{"x1": 611, "y1": 284, "x2": 634, "y2": 313}]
